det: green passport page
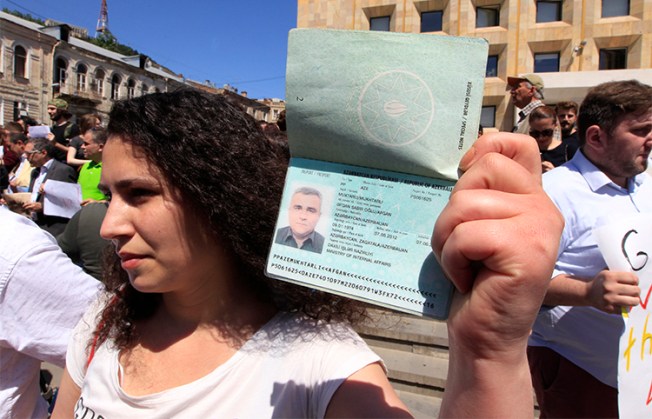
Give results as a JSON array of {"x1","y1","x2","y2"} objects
[{"x1": 266, "y1": 28, "x2": 487, "y2": 319}]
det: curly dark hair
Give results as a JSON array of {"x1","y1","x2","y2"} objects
[{"x1": 96, "y1": 89, "x2": 364, "y2": 349}]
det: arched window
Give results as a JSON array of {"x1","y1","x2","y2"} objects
[
  {"x1": 141, "y1": 83, "x2": 149, "y2": 95},
  {"x1": 13, "y1": 45, "x2": 27, "y2": 78},
  {"x1": 111, "y1": 74, "x2": 121, "y2": 100},
  {"x1": 76, "y1": 63, "x2": 88, "y2": 91},
  {"x1": 127, "y1": 79, "x2": 136, "y2": 99},
  {"x1": 94, "y1": 69, "x2": 106, "y2": 96}
]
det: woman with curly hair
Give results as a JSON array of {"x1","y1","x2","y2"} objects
[{"x1": 51, "y1": 89, "x2": 410, "y2": 418}]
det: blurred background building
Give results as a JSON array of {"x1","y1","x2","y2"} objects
[{"x1": 297, "y1": 0, "x2": 652, "y2": 131}]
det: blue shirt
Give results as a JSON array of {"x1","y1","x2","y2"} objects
[{"x1": 529, "y1": 150, "x2": 652, "y2": 387}]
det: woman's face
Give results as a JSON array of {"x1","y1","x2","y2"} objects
[
  {"x1": 529, "y1": 117, "x2": 557, "y2": 150},
  {"x1": 99, "y1": 137, "x2": 221, "y2": 295}
]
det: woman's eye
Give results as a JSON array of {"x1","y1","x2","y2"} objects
[{"x1": 127, "y1": 188, "x2": 156, "y2": 202}]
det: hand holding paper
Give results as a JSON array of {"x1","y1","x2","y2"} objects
[
  {"x1": 584, "y1": 270, "x2": 640, "y2": 314},
  {"x1": 42, "y1": 180, "x2": 82, "y2": 219},
  {"x1": 267, "y1": 29, "x2": 489, "y2": 318}
]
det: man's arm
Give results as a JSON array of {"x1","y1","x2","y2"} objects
[
  {"x1": 543, "y1": 271, "x2": 640, "y2": 314},
  {"x1": 0, "y1": 216, "x2": 99, "y2": 366},
  {"x1": 433, "y1": 133, "x2": 564, "y2": 418}
]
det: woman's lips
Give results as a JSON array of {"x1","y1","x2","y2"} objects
[{"x1": 118, "y1": 252, "x2": 145, "y2": 270}]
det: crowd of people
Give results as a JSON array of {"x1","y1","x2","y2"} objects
[
  {"x1": 506, "y1": 77, "x2": 652, "y2": 417},
  {"x1": 0, "y1": 75, "x2": 650, "y2": 418}
]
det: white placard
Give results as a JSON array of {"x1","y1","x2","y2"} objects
[
  {"x1": 43, "y1": 180, "x2": 81, "y2": 219},
  {"x1": 595, "y1": 214, "x2": 652, "y2": 419}
]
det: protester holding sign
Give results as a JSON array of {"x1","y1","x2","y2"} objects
[{"x1": 528, "y1": 80, "x2": 652, "y2": 418}]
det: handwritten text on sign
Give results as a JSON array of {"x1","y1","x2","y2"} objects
[{"x1": 595, "y1": 214, "x2": 652, "y2": 419}]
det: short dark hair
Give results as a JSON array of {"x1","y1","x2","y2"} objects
[
  {"x1": 578, "y1": 80, "x2": 652, "y2": 146},
  {"x1": 8, "y1": 132, "x2": 28, "y2": 145},
  {"x1": 99, "y1": 89, "x2": 360, "y2": 349},
  {"x1": 529, "y1": 105, "x2": 558, "y2": 124},
  {"x1": 87, "y1": 127, "x2": 108, "y2": 145},
  {"x1": 29, "y1": 137, "x2": 55, "y2": 156},
  {"x1": 5, "y1": 121, "x2": 24, "y2": 134},
  {"x1": 554, "y1": 101, "x2": 578, "y2": 115},
  {"x1": 18, "y1": 115, "x2": 38, "y2": 127}
]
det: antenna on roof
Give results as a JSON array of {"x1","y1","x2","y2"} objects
[{"x1": 96, "y1": 0, "x2": 109, "y2": 36}]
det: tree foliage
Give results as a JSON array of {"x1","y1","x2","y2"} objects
[
  {"x1": 86, "y1": 30, "x2": 139, "y2": 56},
  {"x1": 3, "y1": 8, "x2": 46, "y2": 25}
]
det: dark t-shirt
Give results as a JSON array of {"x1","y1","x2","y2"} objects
[
  {"x1": 541, "y1": 143, "x2": 570, "y2": 168},
  {"x1": 562, "y1": 131, "x2": 580, "y2": 160},
  {"x1": 51, "y1": 121, "x2": 80, "y2": 162},
  {"x1": 69, "y1": 136, "x2": 85, "y2": 160}
]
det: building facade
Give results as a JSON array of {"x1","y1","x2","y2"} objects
[
  {"x1": 297, "y1": 0, "x2": 652, "y2": 131},
  {"x1": 1, "y1": 10, "x2": 284, "y2": 128},
  {"x1": 0, "y1": 12, "x2": 57, "y2": 125},
  {"x1": 1, "y1": 11, "x2": 185, "y2": 125}
]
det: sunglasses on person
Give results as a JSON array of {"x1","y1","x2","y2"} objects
[{"x1": 529, "y1": 129, "x2": 554, "y2": 138}]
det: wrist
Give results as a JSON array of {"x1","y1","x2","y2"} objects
[{"x1": 441, "y1": 344, "x2": 533, "y2": 418}]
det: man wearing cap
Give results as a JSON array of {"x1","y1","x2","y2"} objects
[
  {"x1": 507, "y1": 74, "x2": 545, "y2": 135},
  {"x1": 47, "y1": 98, "x2": 79, "y2": 162}
]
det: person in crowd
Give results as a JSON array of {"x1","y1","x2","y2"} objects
[
  {"x1": 0, "y1": 207, "x2": 100, "y2": 419},
  {"x1": 507, "y1": 73, "x2": 545, "y2": 134},
  {"x1": 78, "y1": 127, "x2": 108, "y2": 203},
  {"x1": 528, "y1": 80, "x2": 652, "y2": 418},
  {"x1": 528, "y1": 106, "x2": 570, "y2": 172},
  {"x1": 47, "y1": 98, "x2": 80, "y2": 162},
  {"x1": 67, "y1": 114, "x2": 102, "y2": 168},
  {"x1": 57, "y1": 202, "x2": 110, "y2": 281},
  {"x1": 0, "y1": 157, "x2": 6, "y2": 192},
  {"x1": 277, "y1": 109, "x2": 287, "y2": 132},
  {"x1": 51, "y1": 89, "x2": 563, "y2": 418},
  {"x1": 23, "y1": 137, "x2": 78, "y2": 236},
  {"x1": 0, "y1": 127, "x2": 8, "y2": 190},
  {"x1": 555, "y1": 100, "x2": 580, "y2": 158},
  {"x1": 17, "y1": 115, "x2": 39, "y2": 133},
  {"x1": 6, "y1": 133, "x2": 33, "y2": 192},
  {"x1": 275, "y1": 186, "x2": 325, "y2": 253},
  {"x1": 1, "y1": 123, "x2": 21, "y2": 174}
]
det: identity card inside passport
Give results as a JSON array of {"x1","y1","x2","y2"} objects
[{"x1": 266, "y1": 29, "x2": 488, "y2": 319}]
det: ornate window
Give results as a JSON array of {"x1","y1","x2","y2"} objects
[
  {"x1": 13, "y1": 45, "x2": 27, "y2": 78},
  {"x1": 111, "y1": 74, "x2": 121, "y2": 100},
  {"x1": 76, "y1": 63, "x2": 88, "y2": 91}
]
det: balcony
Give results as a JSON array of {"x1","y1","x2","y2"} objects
[{"x1": 53, "y1": 81, "x2": 104, "y2": 103}]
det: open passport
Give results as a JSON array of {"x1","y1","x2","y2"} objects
[{"x1": 266, "y1": 29, "x2": 488, "y2": 319}]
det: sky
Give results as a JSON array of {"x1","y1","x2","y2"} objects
[{"x1": 4, "y1": 0, "x2": 298, "y2": 99}]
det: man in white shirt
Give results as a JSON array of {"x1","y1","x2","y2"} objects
[
  {"x1": 528, "y1": 80, "x2": 652, "y2": 417},
  {"x1": 0, "y1": 207, "x2": 100, "y2": 418}
]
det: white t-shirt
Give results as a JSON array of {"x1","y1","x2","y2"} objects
[
  {"x1": 0, "y1": 208, "x2": 100, "y2": 419},
  {"x1": 67, "y1": 302, "x2": 382, "y2": 418}
]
